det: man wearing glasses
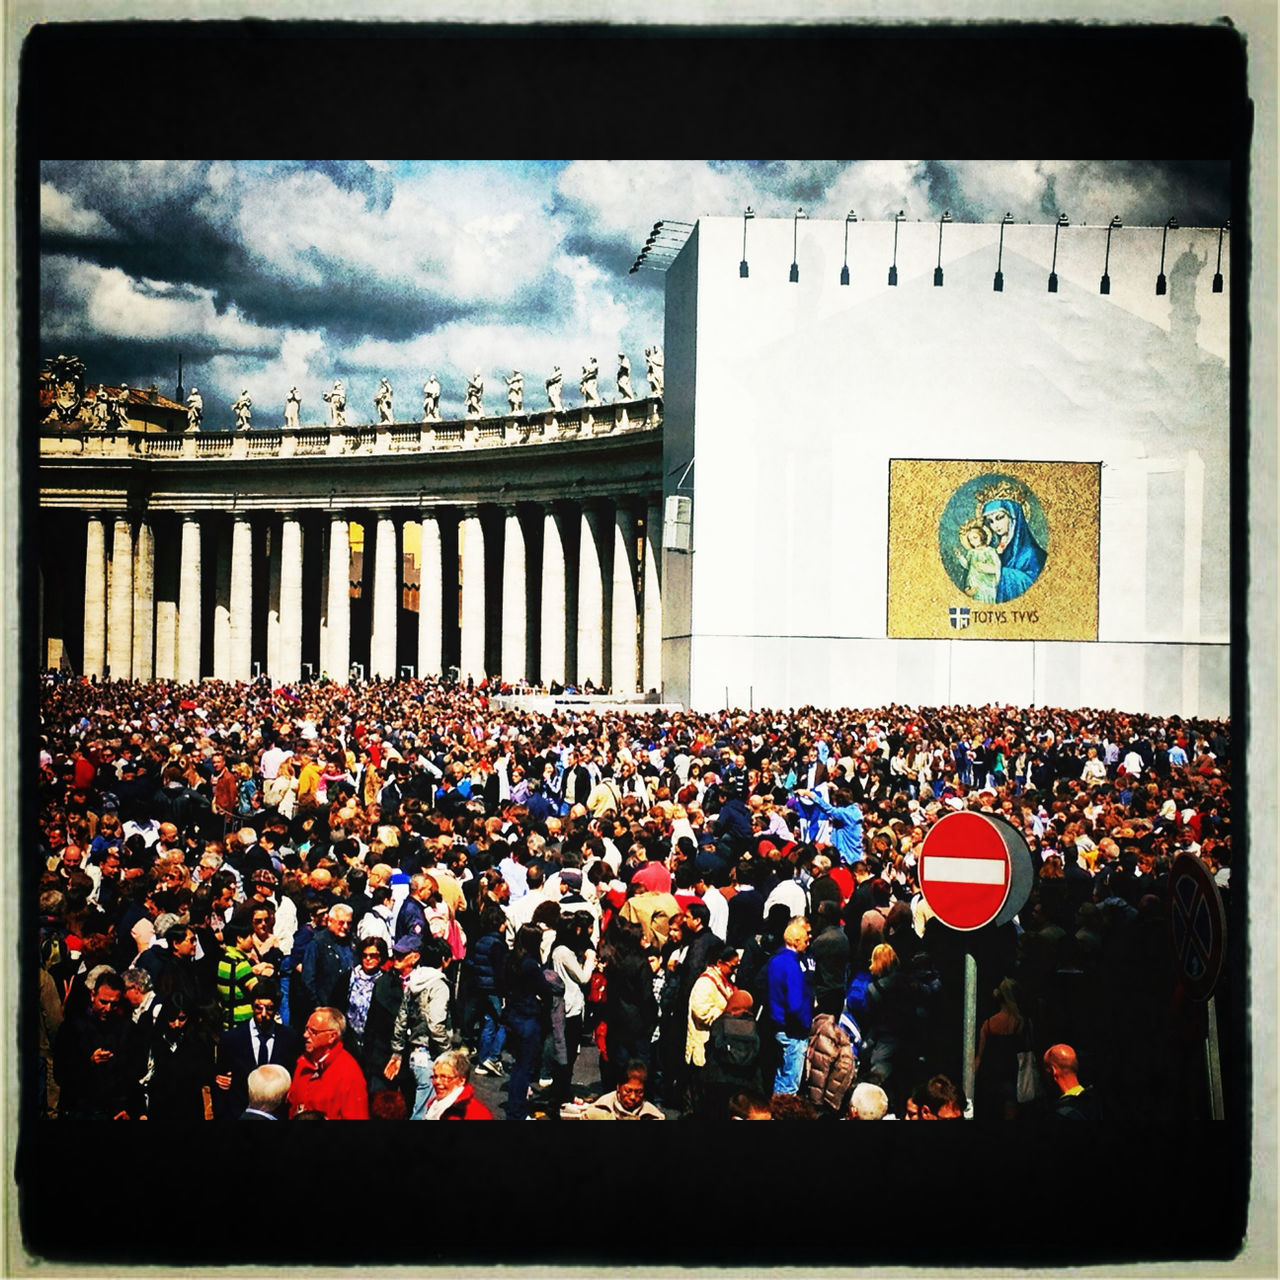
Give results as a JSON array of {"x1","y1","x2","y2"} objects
[
  {"x1": 211, "y1": 984, "x2": 299, "y2": 1119},
  {"x1": 287, "y1": 1007, "x2": 369, "y2": 1119}
]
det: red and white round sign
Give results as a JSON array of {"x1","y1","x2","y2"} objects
[{"x1": 918, "y1": 810, "x2": 1032, "y2": 932}]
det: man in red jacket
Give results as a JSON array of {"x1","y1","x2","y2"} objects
[{"x1": 288, "y1": 1007, "x2": 369, "y2": 1119}]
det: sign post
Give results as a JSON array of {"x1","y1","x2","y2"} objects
[
  {"x1": 918, "y1": 812, "x2": 1034, "y2": 1113},
  {"x1": 1169, "y1": 853, "x2": 1228, "y2": 1119}
]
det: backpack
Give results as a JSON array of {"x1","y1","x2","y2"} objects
[
  {"x1": 708, "y1": 1016, "x2": 760, "y2": 1077},
  {"x1": 844, "y1": 969, "x2": 873, "y2": 1019}
]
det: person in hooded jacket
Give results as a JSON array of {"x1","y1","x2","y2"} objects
[{"x1": 384, "y1": 935, "x2": 453, "y2": 1119}]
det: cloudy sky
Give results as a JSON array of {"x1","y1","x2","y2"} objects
[{"x1": 40, "y1": 159, "x2": 1230, "y2": 428}]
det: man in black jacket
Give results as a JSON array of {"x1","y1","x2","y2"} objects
[{"x1": 53, "y1": 972, "x2": 141, "y2": 1119}]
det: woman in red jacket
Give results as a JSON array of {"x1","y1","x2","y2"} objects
[{"x1": 426, "y1": 1049, "x2": 494, "y2": 1120}]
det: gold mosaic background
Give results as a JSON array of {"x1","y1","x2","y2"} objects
[{"x1": 887, "y1": 459, "x2": 1100, "y2": 640}]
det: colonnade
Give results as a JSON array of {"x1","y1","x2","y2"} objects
[{"x1": 65, "y1": 496, "x2": 663, "y2": 693}]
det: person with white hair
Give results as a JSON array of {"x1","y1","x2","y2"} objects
[
  {"x1": 242, "y1": 1063, "x2": 292, "y2": 1119},
  {"x1": 848, "y1": 1080, "x2": 890, "y2": 1120}
]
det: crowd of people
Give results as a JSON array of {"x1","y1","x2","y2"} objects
[{"x1": 34, "y1": 672, "x2": 1232, "y2": 1122}]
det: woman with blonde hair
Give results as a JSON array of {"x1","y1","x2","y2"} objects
[
  {"x1": 973, "y1": 976, "x2": 1034, "y2": 1121},
  {"x1": 858, "y1": 943, "x2": 911, "y2": 1111}
]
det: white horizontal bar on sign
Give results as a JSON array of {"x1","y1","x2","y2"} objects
[{"x1": 923, "y1": 856, "x2": 1006, "y2": 885}]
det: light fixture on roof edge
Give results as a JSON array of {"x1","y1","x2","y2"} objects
[
  {"x1": 933, "y1": 210, "x2": 951, "y2": 287},
  {"x1": 1156, "y1": 216, "x2": 1178, "y2": 295},
  {"x1": 1048, "y1": 213, "x2": 1069, "y2": 293},
  {"x1": 1100, "y1": 215, "x2": 1121, "y2": 294},
  {"x1": 789, "y1": 207, "x2": 807, "y2": 283},
  {"x1": 888, "y1": 210, "x2": 904, "y2": 286},
  {"x1": 993, "y1": 212, "x2": 1014, "y2": 292},
  {"x1": 840, "y1": 210, "x2": 857, "y2": 285}
]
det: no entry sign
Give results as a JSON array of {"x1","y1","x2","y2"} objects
[
  {"x1": 918, "y1": 810, "x2": 1033, "y2": 932},
  {"x1": 1170, "y1": 853, "x2": 1227, "y2": 1002}
]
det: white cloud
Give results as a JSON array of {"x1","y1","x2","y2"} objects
[
  {"x1": 229, "y1": 163, "x2": 567, "y2": 308},
  {"x1": 40, "y1": 183, "x2": 116, "y2": 237},
  {"x1": 43, "y1": 254, "x2": 286, "y2": 352}
]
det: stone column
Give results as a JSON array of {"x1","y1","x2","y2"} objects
[
  {"x1": 577, "y1": 504, "x2": 605, "y2": 689},
  {"x1": 212, "y1": 520, "x2": 232, "y2": 680},
  {"x1": 459, "y1": 506, "x2": 486, "y2": 680},
  {"x1": 417, "y1": 511, "x2": 442, "y2": 679},
  {"x1": 176, "y1": 515, "x2": 202, "y2": 684},
  {"x1": 642, "y1": 496, "x2": 662, "y2": 695},
  {"x1": 611, "y1": 503, "x2": 638, "y2": 695},
  {"x1": 277, "y1": 514, "x2": 303, "y2": 684},
  {"x1": 540, "y1": 506, "x2": 566, "y2": 687},
  {"x1": 107, "y1": 516, "x2": 134, "y2": 680},
  {"x1": 229, "y1": 515, "x2": 254, "y2": 682},
  {"x1": 501, "y1": 506, "x2": 528, "y2": 683},
  {"x1": 371, "y1": 512, "x2": 400, "y2": 678},
  {"x1": 265, "y1": 520, "x2": 282, "y2": 679},
  {"x1": 83, "y1": 514, "x2": 107, "y2": 680},
  {"x1": 325, "y1": 514, "x2": 351, "y2": 681},
  {"x1": 131, "y1": 517, "x2": 155, "y2": 681},
  {"x1": 153, "y1": 516, "x2": 179, "y2": 681}
]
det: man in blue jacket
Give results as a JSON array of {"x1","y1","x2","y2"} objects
[
  {"x1": 796, "y1": 787, "x2": 865, "y2": 866},
  {"x1": 764, "y1": 917, "x2": 814, "y2": 1095}
]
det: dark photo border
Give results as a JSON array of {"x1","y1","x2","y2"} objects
[{"x1": 14, "y1": 20, "x2": 1255, "y2": 1271}]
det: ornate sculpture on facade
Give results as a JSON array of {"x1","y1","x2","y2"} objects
[
  {"x1": 233, "y1": 389, "x2": 253, "y2": 431},
  {"x1": 422, "y1": 375, "x2": 441, "y2": 422},
  {"x1": 645, "y1": 346, "x2": 664, "y2": 397},
  {"x1": 580, "y1": 356, "x2": 601, "y2": 406},
  {"x1": 41, "y1": 354, "x2": 89, "y2": 425},
  {"x1": 545, "y1": 365, "x2": 563, "y2": 412},
  {"x1": 466, "y1": 369, "x2": 484, "y2": 418},
  {"x1": 323, "y1": 380, "x2": 348, "y2": 428},
  {"x1": 112, "y1": 384, "x2": 133, "y2": 430},
  {"x1": 616, "y1": 353, "x2": 634, "y2": 400},
  {"x1": 186, "y1": 386, "x2": 203, "y2": 431},
  {"x1": 505, "y1": 370, "x2": 524, "y2": 415},
  {"x1": 93, "y1": 385, "x2": 111, "y2": 429},
  {"x1": 284, "y1": 386, "x2": 301, "y2": 430},
  {"x1": 375, "y1": 378, "x2": 394, "y2": 424}
]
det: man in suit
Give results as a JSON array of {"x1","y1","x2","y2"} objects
[{"x1": 211, "y1": 983, "x2": 299, "y2": 1119}]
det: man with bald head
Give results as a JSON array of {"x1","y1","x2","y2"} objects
[{"x1": 1043, "y1": 1043, "x2": 1102, "y2": 1120}]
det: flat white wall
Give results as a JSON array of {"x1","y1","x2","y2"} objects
[{"x1": 663, "y1": 215, "x2": 1231, "y2": 716}]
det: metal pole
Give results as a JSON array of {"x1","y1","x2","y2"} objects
[
  {"x1": 963, "y1": 951, "x2": 977, "y2": 1112},
  {"x1": 1205, "y1": 994, "x2": 1224, "y2": 1119}
]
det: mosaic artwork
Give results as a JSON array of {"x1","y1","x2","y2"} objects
[{"x1": 888, "y1": 459, "x2": 1100, "y2": 640}]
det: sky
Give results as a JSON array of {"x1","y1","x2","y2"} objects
[{"x1": 39, "y1": 159, "x2": 1230, "y2": 429}]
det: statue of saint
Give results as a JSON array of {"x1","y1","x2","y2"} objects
[
  {"x1": 545, "y1": 365, "x2": 563, "y2": 412},
  {"x1": 616, "y1": 353, "x2": 634, "y2": 400},
  {"x1": 113, "y1": 384, "x2": 132, "y2": 430},
  {"x1": 374, "y1": 378, "x2": 394, "y2": 424},
  {"x1": 645, "y1": 346, "x2": 664, "y2": 397},
  {"x1": 185, "y1": 386, "x2": 203, "y2": 431},
  {"x1": 284, "y1": 386, "x2": 301, "y2": 430},
  {"x1": 505, "y1": 370, "x2": 524, "y2": 415},
  {"x1": 323, "y1": 380, "x2": 348, "y2": 428},
  {"x1": 93, "y1": 385, "x2": 111, "y2": 429},
  {"x1": 580, "y1": 356, "x2": 601, "y2": 406},
  {"x1": 422, "y1": 376, "x2": 441, "y2": 422},
  {"x1": 465, "y1": 370, "x2": 484, "y2": 418},
  {"x1": 232, "y1": 389, "x2": 253, "y2": 431}
]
